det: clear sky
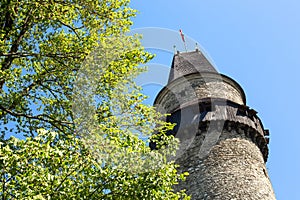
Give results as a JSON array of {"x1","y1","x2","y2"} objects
[{"x1": 130, "y1": 0, "x2": 300, "y2": 199}]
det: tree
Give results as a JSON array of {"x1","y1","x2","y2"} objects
[{"x1": 0, "y1": 0, "x2": 189, "y2": 199}]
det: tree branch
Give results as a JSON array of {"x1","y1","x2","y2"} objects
[
  {"x1": 0, "y1": 105, "x2": 73, "y2": 132},
  {"x1": 1, "y1": 12, "x2": 31, "y2": 71},
  {"x1": 56, "y1": 20, "x2": 81, "y2": 40},
  {"x1": 0, "y1": 8, "x2": 33, "y2": 91},
  {"x1": 51, "y1": 157, "x2": 89, "y2": 197},
  {"x1": 0, "y1": 52, "x2": 83, "y2": 59}
]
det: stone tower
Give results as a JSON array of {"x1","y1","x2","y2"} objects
[{"x1": 153, "y1": 49, "x2": 276, "y2": 199}]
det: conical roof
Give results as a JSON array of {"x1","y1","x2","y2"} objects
[{"x1": 168, "y1": 49, "x2": 218, "y2": 83}]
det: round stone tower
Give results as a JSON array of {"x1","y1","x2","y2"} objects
[{"x1": 153, "y1": 49, "x2": 276, "y2": 199}]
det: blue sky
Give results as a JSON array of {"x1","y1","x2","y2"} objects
[{"x1": 130, "y1": 0, "x2": 300, "y2": 199}]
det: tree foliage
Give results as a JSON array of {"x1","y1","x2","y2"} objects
[
  {"x1": 0, "y1": 0, "x2": 137, "y2": 136},
  {"x1": 1, "y1": 130, "x2": 188, "y2": 199},
  {"x1": 0, "y1": 0, "x2": 189, "y2": 199}
]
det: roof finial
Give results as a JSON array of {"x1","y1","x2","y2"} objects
[
  {"x1": 195, "y1": 43, "x2": 199, "y2": 51},
  {"x1": 173, "y1": 45, "x2": 177, "y2": 54}
]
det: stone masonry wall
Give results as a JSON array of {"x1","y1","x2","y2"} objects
[
  {"x1": 155, "y1": 69, "x2": 275, "y2": 199},
  {"x1": 175, "y1": 129, "x2": 276, "y2": 200}
]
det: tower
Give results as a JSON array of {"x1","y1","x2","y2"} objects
[{"x1": 154, "y1": 49, "x2": 276, "y2": 199}]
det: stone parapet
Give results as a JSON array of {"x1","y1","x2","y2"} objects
[{"x1": 154, "y1": 73, "x2": 246, "y2": 115}]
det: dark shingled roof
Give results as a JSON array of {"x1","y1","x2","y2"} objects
[{"x1": 168, "y1": 49, "x2": 218, "y2": 83}]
